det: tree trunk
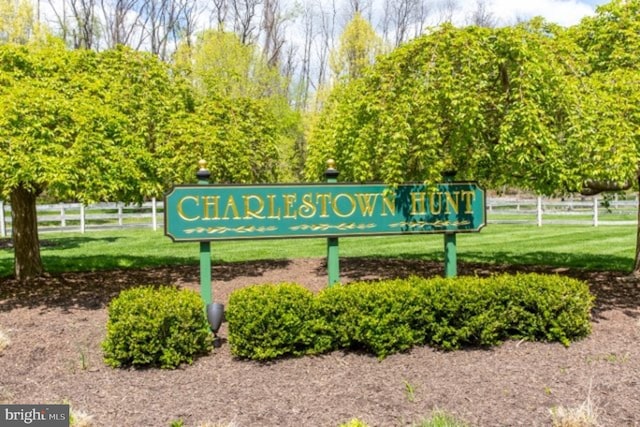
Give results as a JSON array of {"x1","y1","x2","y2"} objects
[{"x1": 10, "y1": 185, "x2": 43, "y2": 281}]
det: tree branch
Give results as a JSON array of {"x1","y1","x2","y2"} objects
[{"x1": 580, "y1": 179, "x2": 631, "y2": 196}]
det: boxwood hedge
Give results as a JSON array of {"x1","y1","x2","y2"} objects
[
  {"x1": 227, "y1": 273, "x2": 594, "y2": 361},
  {"x1": 102, "y1": 285, "x2": 213, "y2": 369}
]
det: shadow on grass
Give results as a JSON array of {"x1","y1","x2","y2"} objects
[
  {"x1": 458, "y1": 250, "x2": 633, "y2": 273},
  {"x1": 0, "y1": 235, "x2": 123, "y2": 250},
  {"x1": 2, "y1": 245, "x2": 639, "y2": 320},
  {"x1": 349, "y1": 250, "x2": 633, "y2": 273},
  {"x1": 0, "y1": 236, "x2": 127, "y2": 277},
  {"x1": 0, "y1": 258, "x2": 292, "y2": 312}
]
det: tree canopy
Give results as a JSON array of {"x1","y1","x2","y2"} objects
[
  {"x1": 305, "y1": 13, "x2": 639, "y2": 196},
  {"x1": 3, "y1": 0, "x2": 640, "y2": 279},
  {"x1": 171, "y1": 29, "x2": 303, "y2": 183},
  {"x1": 0, "y1": 0, "x2": 34, "y2": 44},
  {"x1": 307, "y1": 23, "x2": 582, "y2": 189},
  {"x1": 329, "y1": 12, "x2": 385, "y2": 82},
  {"x1": 306, "y1": 0, "x2": 640, "y2": 271},
  {"x1": 159, "y1": 97, "x2": 281, "y2": 184},
  {"x1": 0, "y1": 40, "x2": 183, "y2": 279},
  {"x1": 0, "y1": 34, "x2": 299, "y2": 279},
  {"x1": 0, "y1": 42, "x2": 179, "y2": 204}
]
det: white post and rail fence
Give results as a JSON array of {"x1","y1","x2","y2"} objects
[
  {"x1": 0, "y1": 198, "x2": 161, "y2": 237},
  {"x1": 0, "y1": 195, "x2": 637, "y2": 237},
  {"x1": 486, "y1": 195, "x2": 638, "y2": 227}
]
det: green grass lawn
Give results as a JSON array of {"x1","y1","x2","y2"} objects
[{"x1": 0, "y1": 223, "x2": 635, "y2": 277}]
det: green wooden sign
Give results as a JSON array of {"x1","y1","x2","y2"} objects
[{"x1": 164, "y1": 182, "x2": 485, "y2": 242}]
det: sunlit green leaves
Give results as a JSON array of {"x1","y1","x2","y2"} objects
[
  {"x1": 572, "y1": 0, "x2": 640, "y2": 72},
  {"x1": 329, "y1": 12, "x2": 385, "y2": 82},
  {"x1": 173, "y1": 29, "x2": 302, "y2": 182},
  {"x1": 0, "y1": 0, "x2": 34, "y2": 44},
  {"x1": 0, "y1": 42, "x2": 178, "y2": 202},
  {"x1": 306, "y1": 7, "x2": 640, "y2": 197},
  {"x1": 160, "y1": 97, "x2": 280, "y2": 185}
]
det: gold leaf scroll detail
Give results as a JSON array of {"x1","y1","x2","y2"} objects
[
  {"x1": 389, "y1": 220, "x2": 471, "y2": 229},
  {"x1": 289, "y1": 223, "x2": 376, "y2": 232},
  {"x1": 184, "y1": 226, "x2": 278, "y2": 235}
]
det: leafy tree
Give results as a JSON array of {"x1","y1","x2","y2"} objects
[
  {"x1": 329, "y1": 12, "x2": 384, "y2": 82},
  {"x1": 173, "y1": 29, "x2": 303, "y2": 181},
  {"x1": 307, "y1": 8, "x2": 640, "y2": 273},
  {"x1": 174, "y1": 29, "x2": 287, "y2": 104},
  {"x1": 0, "y1": 41, "x2": 180, "y2": 280},
  {"x1": 159, "y1": 97, "x2": 281, "y2": 184},
  {"x1": 307, "y1": 22, "x2": 585, "y2": 190},
  {"x1": 570, "y1": 0, "x2": 640, "y2": 272},
  {"x1": 573, "y1": 0, "x2": 640, "y2": 73},
  {"x1": 0, "y1": 0, "x2": 34, "y2": 44},
  {"x1": 305, "y1": 12, "x2": 384, "y2": 180}
]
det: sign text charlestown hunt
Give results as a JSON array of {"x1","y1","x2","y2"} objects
[{"x1": 165, "y1": 182, "x2": 485, "y2": 242}]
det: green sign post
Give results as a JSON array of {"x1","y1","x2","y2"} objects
[
  {"x1": 196, "y1": 160, "x2": 212, "y2": 307},
  {"x1": 443, "y1": 171, "x2": 457, "y2": 278},
  {"x1": 165, "y1": 160, "x2": 486, "y2": 295},
  {"x1": 325, "y1": 160, "x2": 340, "y2": 286}
]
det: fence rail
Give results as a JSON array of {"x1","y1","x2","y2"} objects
[
  {"x1": 0, "y1": 196, "x2": 637, "y2": 237},
  {"x1": 0, "y1": 199, "x2": 163, "y2": 237},
  {"x1": 486, "y1": 196, "x2": 638, "y2": 227}
]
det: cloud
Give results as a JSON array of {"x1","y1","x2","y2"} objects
[
  {"x1": 489, "y1": 0, "x2": 597, "y2": 26},
  {"x1": 455, "y1": 0, "x2": 604, "y2": 27}
]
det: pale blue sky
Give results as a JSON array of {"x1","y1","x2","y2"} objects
[{"x1": 443, "y1": 0, "x2": 612, "y2": 27}]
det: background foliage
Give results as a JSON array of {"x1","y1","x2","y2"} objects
[{"x1": 305, "y1": 15, "x2": 639, "y2": 197}]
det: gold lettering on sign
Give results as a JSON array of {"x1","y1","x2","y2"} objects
[
  {"x1": 267, "y1": 194, "x2": 281, "y2": 219},
  {"x1": 223, "y1": 195, "x2": 241, "y2": 219},
  {"x1": 355, "y1": 193, "x2": 379, "y2": 217},
  {"x1": 382, "y1": 192, "x2": 395, "y2": 216},
  {"x1": 177, "y1": 196, "x2": 199, "y2": 221},
  {"x1": 172, "y1": 187, "x2": 477, "y2": 230},
  {"x1": 444, "y1": 191, "x2": 460, "y2": 214},
  {"x1": 298, "y1": 193, "x2": 316, "y2": 219},
  {"x1": 283, "y1": 194, "x2": 297, "y2": 219},
  {"x1": 429, "y1": 192, "x2": 442, "y2": 215},
  {"x1": 316, "y1": 193, "x2": 331, "y2": 218},
  {"x1": 410, "y1": 192, "x2": 427, "y2": 215},
  {"x1": 203, "y1": 196, "x2": 220, "y2": 220},
  {"x1": 333, "y1": 193, "x2": 357, "y2": 218},
  {"x1": 243, "y1": 195, "x2": 265, "y2": 219},
  {"x1": 461, "y1": 191, "x2": 475, "y2": 214}
]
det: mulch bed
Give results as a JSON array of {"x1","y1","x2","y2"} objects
[{"x1": 0, "y1": 258, "x2": 639, "y2": 427}]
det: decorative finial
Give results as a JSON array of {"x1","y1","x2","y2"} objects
[
  {"x1": 324, "y1": 158, "x2": 339, "y2": 180},
  {"x1": 196, "y1": 159, "x2": 211, "y2": 183},
  {"x1": 326, "y1": 159, "x2": 336, "y2": 169}
]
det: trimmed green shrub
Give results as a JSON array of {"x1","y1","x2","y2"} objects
[
  {"x1": 316, "y1": 279, "x2": 427, "y2": 358},
  {"x1": 102, "y1": 286, "x2": 213, "y2": 369},
  {"x1": 415, "y1": 274, "x2": 593, "y2": 350},
  {"x1": 415, "y1": 276, "x2": 511, "y2": 350},
  {"x1": 491, "y1": 273, "x2": 594, "y2": 346},
  {"x1": 226, "y1": 283, "x2": 332, "y2": 360},
  {"x1": 226, "y1": 273, "x2": 594, "y2": 360}
]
